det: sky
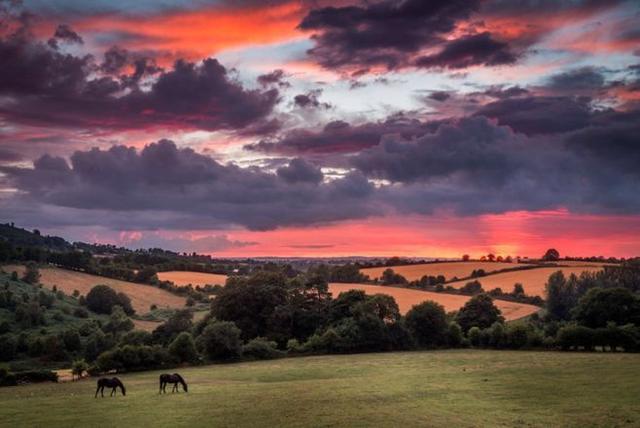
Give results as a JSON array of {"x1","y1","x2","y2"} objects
[{"x1": 0, "y1": 0, "x2": 639, "y2": 258}]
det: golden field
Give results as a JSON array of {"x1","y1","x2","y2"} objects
[
  {"x1": 446, "y1": 266, "x2": 603, "y2": 297},
  {"x1": 329, "y1": 283, "x2": 539, "y2": 321},
  {"x1": 5, "y1": 265, "x2": 186, "y2": 314},
  {"x1": 360, "y1": 261, "x2": 531, "y2": 282},
  {"x1": 157, "y1": 271, "x2": 228, "y2": 287}
]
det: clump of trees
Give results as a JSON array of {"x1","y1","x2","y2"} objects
[{"x1": 85, "y1": 285, "x2": 135, "y2": 315}]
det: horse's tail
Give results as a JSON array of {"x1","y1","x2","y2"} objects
[{"x1": 174, "y1": 373, "x2": 188, "y2": 392}]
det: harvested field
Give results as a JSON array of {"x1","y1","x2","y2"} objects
[
  {"x1": 360, "y1": 261, "x2": 531, "y2": 282},
  {"x1": 132, "y1": 319, "x2": 162, "y2": 332},
  {"x1": 551, "y1": 261, "x2": 618, "y2": 267},
  {"x1": 157, "y1": 271, "x2": 228, "y2": 287},
  {"x1": 6, "y1": 265, "x2": 186, "y2": 315},
  {"x1": 329, "y1": 283, "x2": 539, "y2": 321},
  {"x1": 447, "y1": 266, "x2": 603, "y2": 297}
]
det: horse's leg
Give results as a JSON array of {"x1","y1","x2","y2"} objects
[
  {"x1": 159, "y1": 381, "x2": 162, "y2": 394},
  {"x1": 95, "y1": 385, "x2": 100, "y2": 398},
  {"x1": 101, "y1": 386, "x2": 105, "y2": 398},
  {"x1": 111, "y1": 387, "x2": 115, "y2": 397}
]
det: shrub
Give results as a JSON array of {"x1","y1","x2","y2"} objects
[
  {"x1": 488, "y1": 322, "x2": 506, "y2": 348},
  {"x1": 405, "y1": 301, "x2": 448, "y2": 348},
  {"x1": 286, "y1": 339, "x2": 302, "y2": 353},
  {"x1": 169, "y1": 332, "x2": 199, "y2": 363},
  {"x1": 557, "y1": 325, "x2": 596, "y2": 351},
  {"x1": 22, "y1": 263, "x2": 40, "y2": 285},
  {"x1": 86, "y1": 285, "x2": 134, "y2": 315},
  {"x1": 197, "y1": 320, "x2": 242, "y2": 360},
  {"x1": 456, "y1": 294, "x2": 504, "y2": 332},
  {"x1": 447, "y1": 322, "x2": 463, "y2": 348},
  {"x1": 505, "y1": 323, "x2": 529, "y2": 349},
  {"x1": 242, "y1": 337, "x2": 283, "y2": 360},
  {"x1": 14, "y1": 370, "x2": 58, "y2": 384},
  {"x1": 468, "y1": 326, "x2": 482, "y2": 347},
  {"x1": 459, "y1": 280, "x2": 484, "y2": 295},
  {"x1": 73, "y1": 307, "x2": 89, "y2": 318},
  {"x1": 0, "y1": 335, "x2": 17, "y2": 361}
]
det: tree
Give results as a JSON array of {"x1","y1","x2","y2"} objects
[
  {"x1": 512, "y1": 283, "x2": 525, "y2": 296},
  {"x1": 22, "y1": 263, "x2": 40, "y2": 285},
  {"x1": 169, "y1": 332, "x2": 199, "y2": 363},
  {"x1": 456, "y1": 294, "x2": 504, "y2": 332},
  {"x1": 462, "y1": 254, "x2": 470, "y2": 261},
  {"x1": 85, "y1": 285, "x2": 134, "y2": 315},
  {"x1": 542, "y1": 248, "x2": 560, "y2": 261},
  {"x1": 459, "y1": 280, "x2": 484, "y2": 295},
  {"x1": 71, "y1": 359, "x2": 89, "y2": 380},
  {"x1": 197, "y1": 320, "x2": 242, "y2": 360},
  {"x1": 545, "y1": 271, "x2": 577, "y2": 320},
  {"x1": 103, "y1": 306, "x2": 134, "y2": 334},
  {"x1": 381, "y1": 269, "x2": 407, "y2": 285},
  {"x1": 572, "y1": 287, "x2": 640, "y2": 328},
  {"x1": 405, "y1": 301, "x2": 448, "y2": 348},
  {"x1": 152, "y1": 310, "x2": 194, "y2": 345}
]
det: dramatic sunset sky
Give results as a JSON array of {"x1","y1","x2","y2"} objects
[{"x1": 1, "y1": 0, "x2": 639, "y2": 258}]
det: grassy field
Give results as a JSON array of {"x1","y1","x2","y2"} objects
[
  {"x1": 157, "y1": 271, "x2": 228, "y2": 287},
  {"x1": 360, "y1": 261, "x2": 533, "y2": 282},
  {"x1": 446, "y1": 267, "x2": 602, "y2": 297},
  {"x1": 6, "y1": 265, "x2": 186, "y2": 314},
  {"x1": 329, "y1": 283, "x2": 539, "y2": 320},
  {"x1": 0, "y1": 350, "x2": 638, "y2": 427}
]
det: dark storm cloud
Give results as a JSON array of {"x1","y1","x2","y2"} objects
[
  {"x1": 1, "y1": 140, "x2": 376, "y2": 231},
  {"x1": 351, "y1": 115, "x2": 640, "y2": 216},
  {"x1": 245, "y1": 115, "x2": 438, "y2": 155},
  {"x1": 0, "y1": 20, "x2": 279, "y2": 133},
  {"x1": 546, "y1": 67, "x2": 606, "y2": 92},
  {"x1": 414, "y1": 32, "x2": 518, "y2": 69},
  {"x1": 276, "y1": 158, "x2": 324, "y2": 184},
  {"x1": 474, "y1": 96, "x2": 595, "y2": 135},
  {"x1": 47, "y1": 24, "x2": 83, "y2": 48},
  {"x1": 257, "y1": 69, "x2": 290, "y2": 88},
  {"x1": 293, "y1": 89, "x2": 331, "y2": 109},
  {"x1": 298, "y1": 0, "x2": 487, "y2": 73}
]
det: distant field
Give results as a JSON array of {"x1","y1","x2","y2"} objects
[
  {"x1": 447, "y1": 266, "x2": 603, "y2": 298},
  {"x1": 157, "y1": 271, "x2": 228, "y2": 287},
  {"x1": 329, "y1": 283, "x2": 539, "y2": 321},
  {"x1": 551, "y1": 260, "x2": 617, "y2": 267},
  {"x1": 0, "y1": 350, "x2": 638, "y2": 427},
  {"x1": 132, "y1": 319, "x2": 162, "y2": 332},
  {"x1": 5, "y1": 265, "x2": 186, "y2": 315},
  {"x1": 360, "y1": 261, "x2": 531, "y2": 282}
]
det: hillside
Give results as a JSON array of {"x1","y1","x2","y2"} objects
[
  {"x1": 360, "y1": 261, "x2": 532, "y2": 282},
  {"x1": 6, "y1": 265, "x2": 186, "y2": 315},
  {"x1": 329, "y1": 283, "x2": 539, "y2": 320},
  {"x1": 1, "y1": 350, "x2": 638, "y2": 427},
  {"x1": 447, "y1": 266, "x2": 603, "y2": 297}
]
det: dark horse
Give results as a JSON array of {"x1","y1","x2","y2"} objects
[
  {"x1": 159, "y1": 373, "x2": 188, "y2": 393},
  {"x1": 95, "y1": 377, "x2": 126, "y2": 398}
]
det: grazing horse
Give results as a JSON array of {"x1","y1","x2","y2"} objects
[
  {"x1": 159, "y1": 373, "x2": 188, "y2": 393},
  {"x1": 95, "y1": 377, "x2": 126, "y2": 398}
]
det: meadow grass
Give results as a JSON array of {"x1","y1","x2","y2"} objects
[{"x1": 0, "y1": 350, "x2": 638, "y2": 427}]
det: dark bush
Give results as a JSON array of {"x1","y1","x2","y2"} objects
[
  {"x1": 86, "y1": 285, "x2": 134, "y2": 315},
  {"x1": 197, "y1": 320, "x2": 242, "y2": 360},
  {"x1": 405, "y1": 301, "x2": 448, "y2": 348},
  {"x1": 242, "y1": 337, "x2": 283, "y2": 360}
]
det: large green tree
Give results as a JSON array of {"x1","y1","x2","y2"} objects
[
  {"x1": 455, "y1": 294, "x2": 504, "y2": 332},
  {"x1": 405, "y1": 301, "x2": 448, "y2": 348},
  {"x1": 573, "y1": 287, "x2": 640, "y2": 328}
]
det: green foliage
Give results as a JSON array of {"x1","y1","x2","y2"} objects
[
  {"x1": 545, "y1": 271, "x2": 577, "y2": 321},
  {"x1": 456, "y1": 294, "x2": 504, "y2": 332},
  {"x1": 572, "y1": 287, "x2": 640, "y2": 328},
  {"x1": 169, "y1": 332, "x2": 199, "y2": 363},
  {"x1": 152, "y1": 309, "x2": 193, "y2": 345},
  {"x1": 405, "y1": 301, "x2": 448, "y2": 348},
  {"x1": 380, "y1": 269, "x2": 408, "y2": 285},
  {"x1": 459, "y1": 280, "x2": 484, "y2": 295},
  {"x1": 85, "y1": 285, "x2": 134, "y2": 315},
  {"x1": 242, "y1": 337, "x2": 283, "y2": 360},
  {"x1": 21, "y1": 263, "x2": 40, "y2": 285},
  {"x1": 447, "y1": 322, "x2": 463, "y2": 348},
  {"x1": 197, "y1": 320, "x2": 242, "y2": 360}
]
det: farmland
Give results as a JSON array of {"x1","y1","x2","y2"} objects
[
  {"x1": 447, "y1": 266, "x2": 603, "y2": 297},
  {"x1": 157, "y1": 271, "x2": 228, "y2": 287},
  {"x1": 5, "y1": 265, "x2": 186, "y2": 315},
  {"x1": 329, "y1": 283, "x2": 539, "y2": 320},
  {"x1": 360, "y1": 261, "x2": 532, "y2": 282},
  {"x1": 0, "y1": 350, "x2": 638, "y2": 427}
]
